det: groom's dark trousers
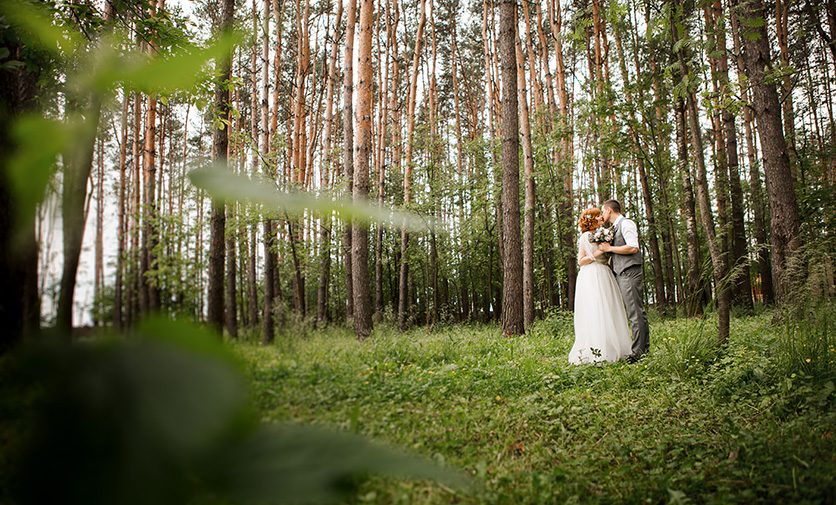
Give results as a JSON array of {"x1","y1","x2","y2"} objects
[{"x1": 615, "y1": 265, "x2": 649, "y2": 357}]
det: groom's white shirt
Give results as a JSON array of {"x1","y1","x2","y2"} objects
[{"x1": 613, "y1": 215, "x2": 639, "y2": 249}]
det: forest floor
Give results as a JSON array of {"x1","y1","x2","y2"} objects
[{"x1": 234, "y1": 305, "x2": 836, "y2": 505}]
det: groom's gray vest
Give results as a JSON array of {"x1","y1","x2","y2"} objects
[{"x1": 612, "y1": 218, "x2": 643, "y2": 275}]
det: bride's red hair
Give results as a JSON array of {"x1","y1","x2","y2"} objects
[{"x1": 578, "y1": 208, "x2": 601, "y2": 233}]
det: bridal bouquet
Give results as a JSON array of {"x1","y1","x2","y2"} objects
[{"x1": 589, "y1": 226, "x2": 614, "y2": 244}]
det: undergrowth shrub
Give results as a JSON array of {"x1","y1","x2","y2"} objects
[
  {"x1": 647, "y1": 316, "x2": 721, "y2": 379},
  {"x1": 775, "y1": 297, "x2": 836, "y2": 381}
]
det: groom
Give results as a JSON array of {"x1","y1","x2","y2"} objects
[{"x1": 598, "y1": 200, "x2": 649, "y2": 363}]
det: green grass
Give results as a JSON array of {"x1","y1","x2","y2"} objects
[{"x1": 233, "y1": 305, "x2": 836, "y2": 505}]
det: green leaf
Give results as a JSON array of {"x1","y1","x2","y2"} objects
[
  {"x1": 188, "y1": 168, "x2": 434, "y2": 233},
  {"x1": 8, "y1": 115, "x2": 67, "y2": 227},
  {"x1": 743, "y1": 31, "x2": 762, "y2": 42},
  {"x1": 212, "y1": 424, "x2": 471, "y2": 504},
  {"x1": 0, "y1": 0, "x2": 82, "y2": 56},
  {"x1": 119, "y1": 31, "x2": 241, "y2": 94},
  {"x1": 739, "y1": 16, "x2": 765, "y2": 29},
  {"x1": 3, "y1": 319, "x2": 469, "y2": 505}
]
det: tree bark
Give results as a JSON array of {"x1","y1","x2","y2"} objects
[
  {"x1": 207, "y1": 0, "x2": 235, "y2": 334},
  {"x1": 711, "y1": 0, "x2": 753, "y2": 311},
  {"x1": 0, "y1": 30, "x2": 41, "y2": 352},
  {"x1": 614, "y1": 21, "x2": 667, "y2": 318},
  {"x1": 675, "y1": 97, "x2": 703, "y2": 317},
  {"x1": 548, "y1": 0, "x2": 575, "y2": 310},
  {"x1": 57, "y1": 95, "x2": 101, "y2": 333},
  {"x1": 225, "y1": 212, "x2": 237, "y2": 338},
  {"x1": 318, "y1": 0, "x2": 343, "y2": 326},
  {"x1": 515, "y1": 12, "x2": 536, "y2": 330},
  {"x1": 499, "y1": 0, "x2": 523, "y2": 337},
  {"x1": 672, "y1": 4, "x2": 730, "y2": 344},
  {"x1": 730, "y1": 3, "x2": 773, "y2": 305},
  {"x1": 398, "y1": 0, "x2": 426, "y2": 331},
  {"x1": 733, "y1": 0, "x2": 802, "y2": 312},
  {"x1": 344, "y1": 0, "x2": 356, "y2": 323},
  {"x1": 351, "y1": 0, "x2": 374, "y2": 340}
]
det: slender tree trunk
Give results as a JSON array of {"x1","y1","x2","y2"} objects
[
  {"x1": 775, "y1": 0, "x2": 798, "y2": 174},
  {"x1": 344, "y1": 0, "x2": 356, "y2": 323},
  {"x1": 373, "y1": 1, "x2": 390, "y2": 320},
  {"x1": 127, "y1": 91, "x2": 141, "y2": 328},
  {"x1": 263, "y1": 220, "x2": 275, "y2": 343},
  {"x1": 351, "y1": 0, "x2": 374, "y2": 340},
  {"x1": 289, "y1": 0, "x2": 309, "y2": 317},
  {"x1": 93, "y1": 134, "x2": 103, "y2": 325},
  {"x1": 57, "y1": 96, "x2": 101, "y2": 333},
  {"x1": 318, "y1": 0, "x2": 343, "y2": 326},
  {"x1": 515, "y1": 12, "x2": 536, "y2": 330},
  {"x1": 733, "y1": 0, "x2": 801, "y2": 313},
  {"x1": 114, "y1": 91, "x2": 129, "y2": 330},
  {"x1": 225, "y1": 210, "x2": 237, "y2": 338},
  {"x1": 711, "y1": 0, "x2": 754, "y2": 310},
  {"x1": 672, "y1": 4, "x2": 730, "y2": 343},
  {"x1": 499, "y1": 0, "x2": 523, "y2": 337},
  {"x1": 614, "y1": 21, "x2": 667, "y2": 317},
  {"x1": 730, "y1": 4, "x2": 773, "y2": 305},
  {"x1": 143, "y1": 90, "x2": 161, "y2": 313},
  {"x1": 207, "y1": 0, "x2": 235, "y2": 333},
  {"x1": 398, "y1": 0, "x2": 426, "y2": 331},
  {"x1": 549, "y1": 0, "x2": 575, "y2": 310},
  {"x1": 675, "y1": 97, "x2": 703, "y2": 317}
]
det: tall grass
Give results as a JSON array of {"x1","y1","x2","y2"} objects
[{"x1": 233, "y1": 300, "x2": 836, "y2": 505}]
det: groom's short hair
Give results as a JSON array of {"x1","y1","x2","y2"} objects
[{"x1": 602, "y1": 199, "x2": 622, "y2": 214}]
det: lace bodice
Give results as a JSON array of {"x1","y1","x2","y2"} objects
[{"x1": 580, "y1": 232, "x2": 609, "y2": 266}]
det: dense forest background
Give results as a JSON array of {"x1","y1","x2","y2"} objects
[{"x1": 1, "y1": 0, "x2": 835, "y2": 347}]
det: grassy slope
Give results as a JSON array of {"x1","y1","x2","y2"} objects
[{"x1": 234, "y1": 309, "x2": 836, "y2": 505}]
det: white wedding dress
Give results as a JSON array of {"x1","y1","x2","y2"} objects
[{"x1": 569, "y1": 232, "x2": 633, "y2": 364}]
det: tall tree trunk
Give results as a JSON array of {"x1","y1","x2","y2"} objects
[
  {"x1": 775, "y1": 0, "x2": 798, "y2": 174},
  {"x1": 733, "y1": 0, "x2": 802, "y2": 313},
  {"x1": 57, "y1": 94, "x2": 101, "y2": 333},
  {"x1": 450, "y1": 9, "x2": 470, "y2": 321},
  {"x1": 207, "y1": 0, "x2": 235, "y2": 334},
  {"x1": 352, "y1": 0, "x2": 373, "y2": 340},
  {"x1": 614, "y1": 20, "x2": 667, "y2": 318},
  {"x1": 55, "y1": 0, "x2": 125, "y2": 332},
  {"x1": 549, "y1": 0, "x2": 575, "y2": 310},
  {"x1": 225, "y1": 211, "x2": 238, "y2": 338},
  {"x1": 0, "y1": 29, "x2": 41, "y2": 352},
  {"x1": 398, "y1": 0, "x2": 426, "y2": 331},
  {"x1": 289, "y1": 0, "x2": 309, "y2": 317},
  {"x1": 262, "y1": 220, "x2": 275, "y2": 344},
  {"x1": 515, "y1": 11, "x2": 536, "y2": 330},
  {"x1": 114, "y1": 91, "x2": 129, "y2": 331},
  {"x1": 730, "y1": 3, "x2": 773, "y2": 305},
  {"x1": 499, "y1": 0, "x2": 523, "y2": 337},
  {"x1": 318, "y1": 0, "x2": 343, "y2": 326},
  {"x1": 143, "y1": 91, "x2": 160, "y2": 314},
  {"x1": 672, "y1": 4, "x2": 730, "y2": 344},
  {"x1": 344, "y1": 0, "x2": 357, "y2": 323},
  {"x1": 94, "y1": 135, "x2": 104, "y2": 326},
  {"x1": 483, "y1": 0, "x2": 498, "y2": 320},
  {"x1": 675, "y1": 97, "x2": 703, "y2": 317},
  {"x1": 127, "y1": 91, "x2": 141, "y2": 328},
  {"x1": 711, "y1": 0, "x2": 753, "y2": 310}
]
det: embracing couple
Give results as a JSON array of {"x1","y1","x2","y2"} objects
[{"x1": 569, "y1": 200, "x2": 650, "y2": 365}]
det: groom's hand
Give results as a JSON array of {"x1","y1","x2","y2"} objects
[{"x1": 598, "y1": 242, "x2": 612, "y2": 253}]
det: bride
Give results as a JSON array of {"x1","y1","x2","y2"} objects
[{"x1": 569, "y1": 208, "x2": 633, "y2": 364}]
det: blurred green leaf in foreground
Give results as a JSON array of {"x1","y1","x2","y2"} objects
[
  {"x1": 189, "y1": 168, "x2": 435, "y2": 233},
  {"x1": 0, "y1": 319, "x2": 469, "y2": 505}
]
